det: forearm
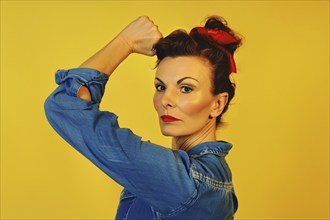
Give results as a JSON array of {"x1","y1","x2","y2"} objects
[
  {"x1": 76, "y1": 16, "x2": 162, "y2": 101},
  {"x1": 77, "y1": 35, "x2": 131, "y2": 101},
  {"x1": 79, "y1": 35, "x2": 131, "y2": 76}
]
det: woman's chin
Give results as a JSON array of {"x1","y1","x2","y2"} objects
[
  {"x1": 160, "y1": 127, "x2": 178, "y2": 136},
  {"x1": 160, "y1": 130, "x2": 174, "y2": 136},
  {"x1": 160, "y1": 127, "x2": 185, "y2": 137}
]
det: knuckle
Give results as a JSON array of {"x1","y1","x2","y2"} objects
[{"x1": 141, "y1": 16, "x2": 149, "y2": 21}]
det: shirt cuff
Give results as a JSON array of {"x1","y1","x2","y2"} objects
[{"x1": 55, "y1": 68, "x2": 109, "y2": 104}]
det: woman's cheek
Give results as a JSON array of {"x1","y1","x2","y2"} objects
[
  {"x1": 153, "y1": 95, "x2": 159, "y2": 112},
  {"x1": 178, "y1": 97, "x2": 210, "y2": 115}
]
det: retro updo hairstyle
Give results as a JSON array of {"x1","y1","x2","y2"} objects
[{"x1": 154, "y1": 16, "x2": 242, "y2": 127}]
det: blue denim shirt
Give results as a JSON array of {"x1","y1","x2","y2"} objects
[{"x1": 44, "y1": 68, "x2": 238, "y2": 220}]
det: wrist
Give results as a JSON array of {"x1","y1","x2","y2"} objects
[{"x1": 115, "y1": 34, "x2": 134, "y2": 54}]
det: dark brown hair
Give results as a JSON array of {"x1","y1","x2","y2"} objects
[{"x1": 154, "y1": 16, "x2": 242, "y2": 126}]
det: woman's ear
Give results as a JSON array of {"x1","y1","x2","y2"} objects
[{"x1": 210, "y1": 92, "x2": 228, "y2": 118}]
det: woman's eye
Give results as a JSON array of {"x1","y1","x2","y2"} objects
[
  {"x1": 155, "y1": 84, "x2": 165, "y2": 92},
  {"x1": 181, "y1": 86, "x2": 193, "y2": 93}
]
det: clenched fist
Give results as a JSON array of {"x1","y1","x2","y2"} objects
[{"x1": 118, "y1": 16, "x2": 163, "y2": 56}]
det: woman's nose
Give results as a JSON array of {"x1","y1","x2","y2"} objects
[{"x1": 161, "y1": 88, "x2": 176, "y2": 108}]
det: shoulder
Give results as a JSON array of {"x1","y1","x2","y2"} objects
[{"x1": 188, "y1": 141, "x2": 234, "y2": 191}]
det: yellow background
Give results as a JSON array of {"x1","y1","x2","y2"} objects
[{"x1": 1, "y1": 1, "x2": 329, "y2": 219}]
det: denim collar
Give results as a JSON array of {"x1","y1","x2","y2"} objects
[{"x1": 187, "y1": 141, "x2": 232, "y2": 158}]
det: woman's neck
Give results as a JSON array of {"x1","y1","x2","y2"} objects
[{"x1": 172, "y1": 119, "x2": 217, "y2": 151}]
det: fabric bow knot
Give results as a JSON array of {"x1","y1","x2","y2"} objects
[{"x1": 189, "y1": 27, "x2": 239, "y2": 73}]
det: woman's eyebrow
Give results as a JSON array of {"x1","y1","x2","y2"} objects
[
  {"x1": 177, "y1": 77, "x2": 199, "y2": 84},
  {"x1": 155, "y1": 77, "x2": 165, "y2": 84},
  {"x1": 155, "y1": 76, "x2": 199, "y2": 84}
]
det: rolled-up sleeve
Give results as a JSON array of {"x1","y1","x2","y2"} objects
[{"x1": 44, "y1": 68, "x2": 196, "y2": 214}]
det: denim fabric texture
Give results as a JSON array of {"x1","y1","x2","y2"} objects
[{"x1": 44, "y1": 68, "x2": 238, "y2": 220}]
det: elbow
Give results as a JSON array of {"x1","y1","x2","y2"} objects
[
  {"x1": 44, "y1": 86, "x2": 62, "y2": 115},
  {"x1": 44, "y1": 95, "x2": 57, "y2": 123},
  {"x1": 44, "y1": 96, "x2": 52, "y2": 112},
  {"x1": 44, "y1": 89, "x2": 63, "y2": 124}
]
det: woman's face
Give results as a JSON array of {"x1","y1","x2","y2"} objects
[{"x1": 153, "y1": 56, "x2": 219, "y2": 137}]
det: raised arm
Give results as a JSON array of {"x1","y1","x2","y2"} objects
[
  {"x1": 78, "y1": 16, "x2": 162, "y2": 101},
  {"x1": 79, "y1": 16, "x2": 161, "y2": 75}
]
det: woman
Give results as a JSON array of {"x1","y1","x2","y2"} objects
[{"x1": 45, "y1": 16, "x2": 242, "y2": 219}]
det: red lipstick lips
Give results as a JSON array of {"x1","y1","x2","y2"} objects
[{"x1": 161, "y1": 115, "x2": 179, "y2": 122}]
